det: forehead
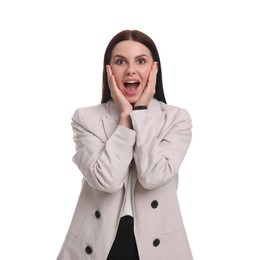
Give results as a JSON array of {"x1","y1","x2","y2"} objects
[{"x1": 111, "y1": 40, "x2": 152, "y2": 58}]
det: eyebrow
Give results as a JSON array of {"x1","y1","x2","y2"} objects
[{"x1": 112, "y1": 54, "x2": 149, "y2": 59}]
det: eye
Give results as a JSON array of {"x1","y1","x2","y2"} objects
[
  {"x1": 115, "y1": 59, "x2": 126, "y2": 65},
  {"x1": 137, "y1": 58, "x2": 146, "y2": 64}
]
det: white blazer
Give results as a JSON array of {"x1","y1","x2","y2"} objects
[{"x1": 57, "y1": 98, "x2": 193, "y2": 260}]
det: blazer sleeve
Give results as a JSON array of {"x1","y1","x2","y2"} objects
[
  {"x1": 130, "y1": 108, "x2": 192, "y2": 189},
  {"x1": 71, "y1": 109, "x2": 136, "y2": 193}
]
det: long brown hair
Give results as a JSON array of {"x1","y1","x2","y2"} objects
[{"x1": 101, "y1": 30, "x2": 167, "y2": 104}]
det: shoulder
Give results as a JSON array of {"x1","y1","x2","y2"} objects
[
  {"x1": 72, "y1": 103, "x2": 107, "y2": 128},
  {"x1": 73, "y1": 103, "x2": 106, "y2": 119},
  {"x1": 159, "y1": 101, "x2": 192, "y2": 123}
]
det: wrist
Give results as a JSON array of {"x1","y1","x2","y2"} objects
[{"x1": 119, "y1": 112, "x2": 132, "y2": 129}]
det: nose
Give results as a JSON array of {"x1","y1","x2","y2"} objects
[{"x1": 126, "y1": 63, "x2": 136, "y2": 75}]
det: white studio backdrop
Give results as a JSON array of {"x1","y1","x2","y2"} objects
[{"x1": 0, "y1": 0, "x2": 264, "y2": 259}]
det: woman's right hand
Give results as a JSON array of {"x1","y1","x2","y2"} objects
[
  {"x1": 106, "y1": 65, "x2": 132, "y2": 114},
  {"x1": 106, "y1": 65, "x2": 133, "y2": 128}
]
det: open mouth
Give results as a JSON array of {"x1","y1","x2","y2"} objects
[{"x1": 124, "y1": 81, "x2": 140, "y2": 94}]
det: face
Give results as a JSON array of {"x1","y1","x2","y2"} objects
[{"x1": 110, "y1": 40, "x2": 154, "y2": 104}]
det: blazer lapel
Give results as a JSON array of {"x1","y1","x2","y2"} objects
[
  {"x1": 148, "y1": 99, "x2": 166, "y2": 136},
  {"x1": 102, "y1": 100, "x2": 120, "y2": 139},
  {"x1": 103, "y1": 99, "x2": 166, "y2": 139},
  {"x1": 102, "y1": 118, "x2": 118, "y2": 139}
]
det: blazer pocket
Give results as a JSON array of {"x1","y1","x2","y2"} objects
[
  {"x1": 57, "y1": 231, "x2": 90, "y2": 260},
  {"x1": 154, "y1": 230, "x2": 193, "y2": 260}
]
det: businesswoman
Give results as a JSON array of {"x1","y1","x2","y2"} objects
[{"x1": 57, "y1": 30, "x2": 193, "y2": 260}]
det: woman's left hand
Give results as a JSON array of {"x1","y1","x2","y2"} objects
[{"x1": 134, "y1": 62, "x2": 158, "y2": 107}]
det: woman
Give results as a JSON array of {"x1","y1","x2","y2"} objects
[{"x1": 57, "y1": 30, "x2": 193, "y2": 260}]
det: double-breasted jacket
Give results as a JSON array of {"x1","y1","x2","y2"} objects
[{"x1": 57, "y1": 98, "x2": 193, "y2": 260}]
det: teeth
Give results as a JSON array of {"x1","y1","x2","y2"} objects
[{"x1": 126, "y1": 81, "x2": 138, "y2": 84}]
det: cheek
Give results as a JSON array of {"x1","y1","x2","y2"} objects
[
  {"x1": 111, "y1": 68, "x2": 124, "y2": 89},
  {"x1": 111, "y1": 67, "x2": 123, "y2": 79},
  {"x1": 141, "y1": 67, "x2": 152, "y2": 82}
]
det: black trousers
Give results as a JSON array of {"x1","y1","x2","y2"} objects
[{"x1": 107, "y1": 215, "x2": 140, "y2": 260}]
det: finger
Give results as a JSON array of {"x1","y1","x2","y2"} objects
[
  {"x1": 152, "y1": 62, "x2": 158, "y2": 81},
  {"x1": 152, "y1": 62, "x2": 158, "y2": 78},
  {"x1": 147, "y1": 62, "x2": 158, "y2": 89},
  {"x1": 106, "y1": 65, "x2": 116, "y2": 91},
  {"x1": 106, "y1": 65, "x2": 112, "y2": 83},
  {"x1": 154, "y1": 61, "x2": 159, "y2": 72},
  {"x1": 106, "y1": 64, "x2": 111, "y2": 73}
]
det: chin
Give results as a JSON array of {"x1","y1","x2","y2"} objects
[{"x1": 126, "y1": 96, "x2": 140, "y2": 105}]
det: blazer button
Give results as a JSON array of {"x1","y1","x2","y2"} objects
[
  {"x1": 153, "y1": 238, "x2": 160, "y2": 247},
  {"x1": 151, "y1": 200, "x2": 159, "y2": 209},
  {"x1": 85, "y1": 246, "x2": 92, "y2": 254},
  {"x1": 95, "y1": 210, "x2": 101, "y2": 219}
]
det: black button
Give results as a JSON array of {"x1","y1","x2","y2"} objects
[
  {"x1": 85, "y1": 246, "x2": 92, "y2": 254},
  {"x1": 151, "y1": 200, "x2": 159, "y2": 209},
  {"x1": 95, "y1": 210, "x2": 101, "y2": 219},
  {"x1": 153, "y1": 239, "x2": 160, "y2": 247}
]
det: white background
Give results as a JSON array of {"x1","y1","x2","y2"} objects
[{"x1": 0, "y1": 0, "x2": 264, "y2": 259}]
